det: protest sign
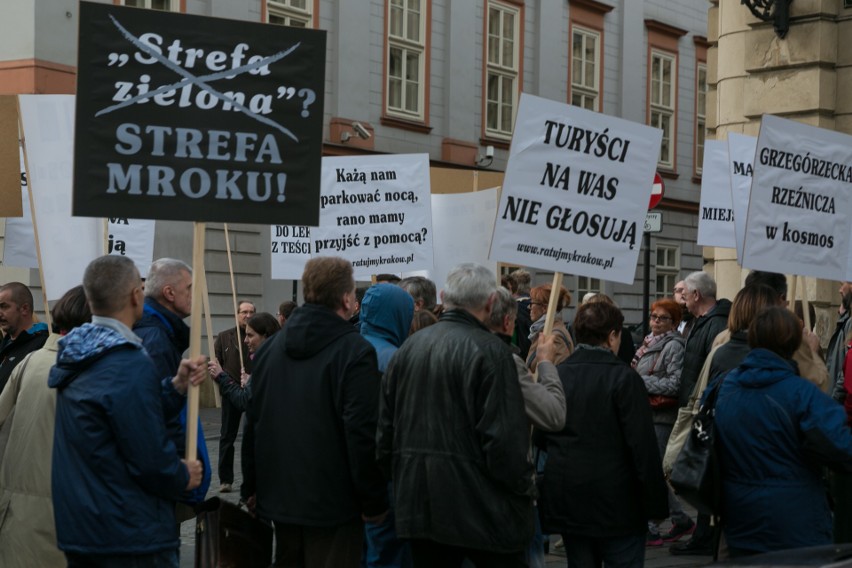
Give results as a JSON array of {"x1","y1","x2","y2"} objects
[
  {"x1": 0, "y1": 97, "x2": 22, "y2": 217},
  {"x1": 490, "y1": 93, "x2": 662, "y2": 284},
  {"x1": 270, "y1": 224, "x2": 311, "y2": 280},
  {"x1": 429, "y1": 188, "x2": 499, "y2": 294},
  {"x1": 742, "y1": 114, "x2": 852, "y2": 281},
  {"x1": 73, "y1": 2, "x2": 326, "y2": 225},
  {"x1": 18, "y1": 95, "x2": 102, "y2": 301},
  {"x1": 312, "y1": 154, "x2": 433, "y2": 280},
  {"x1": 696, "y1": 139, "x2": 735, "y2": 249},
  {"x1": 108, "y1": 217, "x2": 155, "y2": 277},
  {"x1": 3, "y1": 147, "x2": 38, "y2": 269},
  {"x1": 728, "y1": 133, "x2": 757, "y2": 261}
]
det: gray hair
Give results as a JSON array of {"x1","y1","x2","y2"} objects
[
  {"x1": 398, "y1": 276, "x2": 437, "y2": 311},
  {"x1": 84, "y1": 255, "x2": 140, "y2": 314},
  {"x1": 145, "y1": 258, "x2": 191, "y2": 300},
  {"x1": 487, "y1": 286, "x2": 518, "y2": 331},
  {"x1": 684, "y1": 271, "x2": 717, "y2": 299},
  {"x1": 442, "y1": 263, "x2": 497, "y2": 311}
]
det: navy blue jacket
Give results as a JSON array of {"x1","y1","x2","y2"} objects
[
  {"x1": 714, "y1": 348, "x2": 852, "y2": 553},
  {"x1": 360, "y1": 283, "x2": 414, "y2": 373},
  {"x1": 49, "y1": 323, "x2": 189, "y2": 554},
  {"x1": 134, "y1": 297, "x2": 211, "y2": 504}
]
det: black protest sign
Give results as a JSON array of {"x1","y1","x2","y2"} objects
[{"x1": 74, "y1": 1, "x2": 326, "y2": 225}]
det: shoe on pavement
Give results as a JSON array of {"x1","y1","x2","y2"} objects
[
  {"x1": 669, "y1": 536, "x2": 713, "y2": 556},
  {"x1": 646, "y1": 531, "x2": 663, "y2": 547},
  {"x1": 219, "y1": 483, "x2": 232, "y2": 493},
  {"x1": 662, "y1": 519, "x2": 695, "y2": 543}
]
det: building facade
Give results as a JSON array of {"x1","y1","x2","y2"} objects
[{"x1": 0, "y1": 0, "x2": 712, "y2": 329}]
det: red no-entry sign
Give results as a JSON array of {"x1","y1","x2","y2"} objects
[{"x1": 649, "y1": 171, "x2": 664, "y2": 210}]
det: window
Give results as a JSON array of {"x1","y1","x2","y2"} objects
[
  {"x1": 571, "y1": 27, "x2": 600, "y2": 111},
  {"x1": 122, "y1": 0, "x2": 177, "y2": 10},
  {"x1": 650, "y1": 51, "x2": 676, "y2": 169},
  {"x1": 267, "y1": 0, "x2": 313, "y2": 28},
  {"x1": 485, "y1": 1, "x2": 521, "y2": 140},
  {"x1": 655, "y1": 244, "x2": 680, "y2": 299},
  {"x1": 695, "y1": 62, "x2": 708, "y2": 175},
  {"x1": 386, "y1": 0, "x2": 426, "y2": 121},
  {"x1": 577, "y1": 276, "x2": 602, "y2": 300}
]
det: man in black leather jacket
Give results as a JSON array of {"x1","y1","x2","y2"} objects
[{"x1": 378, "y1": 263, "x2": 535, "y2": 567}]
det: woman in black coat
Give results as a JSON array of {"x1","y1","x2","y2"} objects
[{"x1": 538, "y1": 301, "x2": 668, "y2": 568}]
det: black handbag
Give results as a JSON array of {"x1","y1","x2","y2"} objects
[
  {"x1": 195, "y1": 497, "x2": 273, "y2": 568},
  {"x1": 669, "y1": 377, "x2": 724, "y2": 517}
]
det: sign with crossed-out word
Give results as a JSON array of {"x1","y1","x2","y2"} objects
[{"x1": 73, "y1": 1, "x2": 326, "y2": 225}]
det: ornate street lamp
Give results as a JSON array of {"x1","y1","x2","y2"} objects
[{"x1": 741, "y1": 0, "x2": 793, "y2": 38}]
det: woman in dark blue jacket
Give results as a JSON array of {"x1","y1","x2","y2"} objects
[{"x1": 714, "y1": 306, "x2": 852, "y2": 556}]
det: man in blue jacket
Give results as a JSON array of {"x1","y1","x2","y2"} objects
[
  {"x1": 134, "y1": 258, "x2": 212, "y2": 510},
  {"x1": 50, "y1": 255, "x2": 206, "y2": 567}
]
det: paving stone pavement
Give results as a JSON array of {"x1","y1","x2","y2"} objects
[{"x1": 182, "y1": 407, "x2": 712, "y2": 568}]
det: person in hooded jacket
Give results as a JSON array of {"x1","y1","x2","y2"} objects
[
  {"x1": 359, "y1": 283, "x2": 414, "y2": 568},
  {"x1": 48, "y1": 255, "x2": 206, "y2": 568},
  {"x1": 248, "y1": 257, "x2": 388, "y2": 568},
  {"x1": 713, "y1": 306, "x2": 852, "y2": 556},
  {"x1": 0, "y1": 282, "x2": 49, "y2": 393}
]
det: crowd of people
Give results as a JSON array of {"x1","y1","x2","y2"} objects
[{"x1": 1, "y1": 256, "x2": 852, "y2": 567}]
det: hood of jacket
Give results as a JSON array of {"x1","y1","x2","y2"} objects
[
  {"x1": 134, "y1": 297, "x2": 190, "y2": 353},
  {"x1": 692, "y1": 298, "x2": 732, "y2": 333},
  {"x1": 726, "y1": 348, "x2": 798, "y2": 389},
  {"x1": 359, "y1": 284, "x2": 414, "y2": 349},
  {"x1": 282, "y1": 303, "x2": 359, "y2": 360},
  {"x1": 48, "y1": 323, "x2": 140, "y2": 389}
]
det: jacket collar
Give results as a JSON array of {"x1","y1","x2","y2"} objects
[{"x1": 439, "y1": 308, "x2": 490, "y2": 332}]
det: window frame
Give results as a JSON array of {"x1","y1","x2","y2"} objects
[
  {"x1": 482, "y1": 0, "x2": 522, "y2": 143},
  {"x1": 570, "y1": 25, "x2": 601, "y2": 111},
  {"x1": 265, "y1": 0, "x2": 316, "y2": 28},
  {"x1": 645, "y1": 19, "x2": 686, "y2": 174},
  {"x1": 695, "y1": 62, "x2": 707, "y2": 175},
  {"x1": 118, "y1": 0, "x2": 179, "y2": 10},
  {"x1": 649, "y1": 49, "x2": 677, "y2": 170},
  {"x1": 654, "y1": 243, "x2": 680, "y2": 300},
  {"x1": 384, "y1": 0, "x2": 428, "y2": 122},
  {"x1": 576, "y1": 276, "x2": 603, "y2": 300}
]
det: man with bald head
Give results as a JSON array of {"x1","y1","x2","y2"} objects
[{"x1": 0, "y1": 282, "x2": 48, "y2": 392}]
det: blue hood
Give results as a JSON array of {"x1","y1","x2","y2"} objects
[
  {"x1": 360, "y1": 284, "x2": 414, "y2": 372},
  {"x1": 49, "y1": 323, "x2": 140, "y2": 389},
  {"x1": 723, "y1": 348, "x2": 798, "y2": 390}
]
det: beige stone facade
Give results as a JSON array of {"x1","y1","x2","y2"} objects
[{"x1": 706, "y1": 0, "x2": 852, "y2": 344}]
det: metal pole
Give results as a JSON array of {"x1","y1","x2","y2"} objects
[{"x1": 642, "y1": 231, "x2": 651, "y2": 337}]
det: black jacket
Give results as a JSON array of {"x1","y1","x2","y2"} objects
[
  {"x1": 378, "y1": 309, "x2": 535, "y2": 553},
  {"x1": 538, "y1": 346, "x2": 668, "y2": 537},
  {"x1": 248, "y1": 303, "x2": 387, "y2": 526},
  {"x1": 679, "y1": 299, "x2": 731, "y2": 406},
  {"x1": 0, "y1": 323, "x2": 48, "y2": 392},
  {"x1": 709, "y1": 329, "x2": 750, "y2": 387}
]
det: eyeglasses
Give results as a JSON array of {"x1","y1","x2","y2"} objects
[
  {"x1": 649, "y1": 314, "x2": 672, "y2": 322},
  {"x1": 530, "y1": 301, "x2": 547, "y2": 307}
]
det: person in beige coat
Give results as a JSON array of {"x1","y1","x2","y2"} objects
[
  {"x1": 0, "y1": 286, "x2": 91, "y2": 568},
  {"x1": 526, "y1": 284, "x2": 574, "y2": 372}
]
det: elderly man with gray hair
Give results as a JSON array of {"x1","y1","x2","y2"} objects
[{"x1": 378, "y1": 263, "x2": 535, "y2": 567}]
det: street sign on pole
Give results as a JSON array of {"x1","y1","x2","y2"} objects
[
  {"x1": 644, "y1": 211, "x2": 662, "y2": 233},
  {"x1": 649, "y1": 171, "x2": 664, "y2": 210}
]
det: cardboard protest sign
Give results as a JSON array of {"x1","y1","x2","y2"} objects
[
  {"x1": 0, "y1": 97, "x2": 22, "y2": 217},
  {"x1": 728, "y1": 133, "x2": 757, "y2": 262},
  {"x1": 74, "y1": 1, "x2": 326, "y2": 225},
  {"x1": 490, "y1": 93, "x2": 662, "y2": 284},
  {"x1": 430, "y1": 187, "x2": 498, "y2": 294},
  {"x1": 270, "y1": 224, "x2": 311, "y2": 280},
  {"x1": 3, "y1": 146, "x2": 38, "y2": 269},
  {"x1": 697, "y1": 139, "x2": 735, "y2": 249},
  {"x1": 312, "y1": 154, "x2": 433, "y2": 280},
  {"x1": 742, "y1": 114, "x2": 852, "y2": 281},
  {"x1": 18, "y1": 95, "x2": 102, "y2": 301},
  {"x1": 108, "y1": 217, "x2": 155, "y2": 277}
]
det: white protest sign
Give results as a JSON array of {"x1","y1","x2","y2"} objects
[
  {"x1": 490, "y1": 93, "x2": 662, "y2": 284},
  {"x1": 270, "y1": 225, "x2": 312, "y2": 280},
  {"x1": 728, "y1": 133, "x2": 757, "y2": 261},
  {"x1": 313, "y1": 154, "x2": 433, "y2": 280},
  {"x1": 742, "y1": 114, "x2": 852, "y2": 280},
  {"x1": 697, "y1": 140, "x2": 735, "y2": 249},
  {"x1": 430, "y1": 188, "x2": 499, "y2": 295},
  {"x1": 18, "y1": 95, "x2": 102, "y2": 301},
  {"x1": 3, "y1": 146, "x2": 38, "y2": 269},
  {"x1": 108, "y1": 217, "x2": 155, "y2": 278}
]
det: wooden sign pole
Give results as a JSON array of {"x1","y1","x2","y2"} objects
[
  {"x1": 16, "y1": 99, "x2": 52, "y2": 332},
  {"x1": 186, "y1": 222, "x2": 205, "y2": 460},
  {"x1": 223, "y1": 223, "x2": 245, "y2": 372},
  {"x1": 542, "y1": 272, "x2": 564, "y2": 336},
  {"x1": 200, "y1": 267, "x2": 221, "y2": 408},
  {"x1": 801, "y1": 275, "x2": 812, "y2": 330}
]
